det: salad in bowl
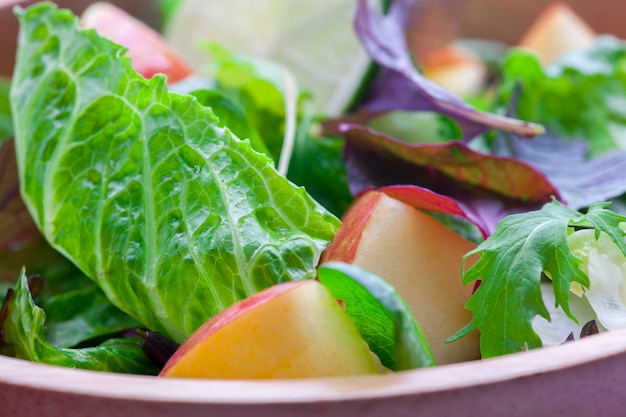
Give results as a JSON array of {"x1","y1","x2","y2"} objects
[{"x1": 3, "y1": 0, "x2": 626, "y2": 415}]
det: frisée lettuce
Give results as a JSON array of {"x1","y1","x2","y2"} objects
[{"x1": 454, "y1": 200, "x2": 626, "y2": 358}]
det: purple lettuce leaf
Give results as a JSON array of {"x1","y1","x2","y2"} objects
[
  {"x1": 341, "y1": 124, "x2": 560, "y2": 234},
  {"x1": 354, "y1": 0, "x2": 543, "y2": 140},
  {"x1": 497, "y1": 132, "x2": 626, "y2": 210}
]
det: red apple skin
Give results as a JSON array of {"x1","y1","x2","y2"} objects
[
  {"x1": 322, "y1": 190, "x2": 480, "y2": 365},
  {"x1": 81, "y1": 2, "x2": 193, "y2": 83},
  {"x1": 159, "y1": 280, "x2": 378, "y2": 379},
  {"x1": 324, "y1": 190, "x2": 384, "y2": 264},
  {"x1": 159, "y1": 281, "x2": 298, "y2": 375}
]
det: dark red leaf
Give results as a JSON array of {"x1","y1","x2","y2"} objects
[
  {"x1": 341, "y1": 124, "x2": 560, "y2": 234},
  {"x1": 0, "y1": 138, "x2": 40, "y2": 250}
]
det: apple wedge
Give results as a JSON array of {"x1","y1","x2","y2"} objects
[
  {"x1": 518, "y1": 2, "x2": 596, "y2": 64},
  {"x1": 420, "y1": 45, "x2": 487, "y2": 97},
  {"x1": 159, "y1": 280, "x2": 378, "y2": 379},
  {"x1": 321, "y1": 190, "x2": 480, "y2": 365},
  {"x1": 81, "y1": 2, "x2": 193, "y2": 83}
]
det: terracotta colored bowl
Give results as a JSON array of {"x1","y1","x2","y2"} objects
[{"x1": 2, "y1": 1, "x2": 626, "y2": 416}]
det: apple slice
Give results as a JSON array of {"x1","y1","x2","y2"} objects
[
  {"x1": 81, "y1": 2, "x2": 193, "y2": 83},
  {"x1": 159, "y1": 280, "x2": 378, "y2": 379},
  {"x1": 321, "y1": 190, "x2": 480, "y2": 365},
  {"x1": 419, "y1": 44, "x2": 487, "y2": 97},
  {"x1": 518, "y1": 2, "x2": 596, "y2": 64}
]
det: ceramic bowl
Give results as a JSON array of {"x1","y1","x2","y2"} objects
[
  {"x1": 1, "y1": 330, "x2": 626, "y2": 416},
  {"x1": 2, "y1": 1, "x2": 626, "y2": 416}
]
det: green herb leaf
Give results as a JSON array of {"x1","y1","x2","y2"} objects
[
  {"x1": 3, "y1": 269, "x2": 158, "y2": 375},
  {"x1": 11, "y1": 3, "x2": 339, "y2": 342},
  {"x1": 497, "y1": 36, "x2": 626, "y2": 157},
  {"x1": 461, "y1": 199, "x2": 626, "y2": 358},
  {"x1": 318, "y1": 262, "x2": 435, "y2": 371}
]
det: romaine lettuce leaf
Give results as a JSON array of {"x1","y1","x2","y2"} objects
[
  {"x1": 11, "y1": 3, "x2": 340, "y2": 342},
  {"x1": 41, "y1": 279, "x2": 142, "y2": 348},
  {"x1": 2, "y1": 269, "x2": 157, "y2": 374},
  {"x1": 188, "y1": 88, "x2": 271, "y2": 158},
  {"x1": 204, "y1": 44, "x2": 300, "y2": 168}
]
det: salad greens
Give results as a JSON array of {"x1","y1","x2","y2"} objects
[
  {"x1": 193, "y1": 44, "x2": 300, "y2": 167},
  {"x1": 4, "y1": 269, "x2": 158, "y2": 374},
  {"x1": 497, "y1": 36, "x2": 626, "y2": 157},
  {"x1": 353, "y1": 0, "x2": 544, "y2": 140},
  {"x1": 318, "y1": 262, "x2": 435, "y2": 371},
  {"x1": 455, "y1": 201, "x2": 626, "y2": 358},
  {"x1": 11, "y1": 3, "x2": 338, "y2": 345},
  {"x1": 340, "y1": 124, "x2": 559, "y2": 235},
  {"x1": 4, "y1": 0, "x2": 626, "y2": 376}
]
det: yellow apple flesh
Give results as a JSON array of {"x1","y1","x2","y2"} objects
[
  {"x1": 159, "y1": 280, "x2": 378, "y2": 379},
  {"x1": 321, "y1": 190, "x2": 480, "y2": 365},
  {"x1": 420, "y1": 45, "x2": 487, "y2": 97},
  {"x1": 518, "y1": 2, "x2": 596, "y2": 64}
]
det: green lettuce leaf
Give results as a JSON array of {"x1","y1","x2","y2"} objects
[
  {"x1": 40, "y1": 276, "x2": 142, "y2": 349},
  {"x1": 318, "y1": 262, "x2": 435, "y2": 371},
  {"x1": 189, "y1": 88, "x2": 271, "y2": 157},
  {"x1": 11, "y1": 3, "x2": 339, "y2": 342},
  {"x1": 459, "y1": 199, "x2": 626, "y2": 358},
  {"x1": 3, "y1": 269, "x2": 158, "y2": 374},
  {"x1": 286, "y1": 105, "x2": 354, "y2": 217},
  {"x1": 205, "y1": 44, "x2": 301, "y2": 166},
  {"x1": 1, "y1": 236, "x2": 143, "y2": 348},
  {"x1": 0, "y1": 78, "x2": 11, "y2": 141},
  {"x1": 497, "y1": 36, "x2": 626, "y2": 157}
]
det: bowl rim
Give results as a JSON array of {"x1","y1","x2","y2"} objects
[
  {"x1": 1, "y1": 326, "x2": 626, "y2": 404},
  {"x1": 1, "y1": 0, "x2": 626, "y2": 408}
]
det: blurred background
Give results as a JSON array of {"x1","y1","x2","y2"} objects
[
  {"x1": 1, "y1": 0, "x2": 625, "y2": 78},
  {"x1": 0, "y1": 0, "x2": 161, "y2": 77}
]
